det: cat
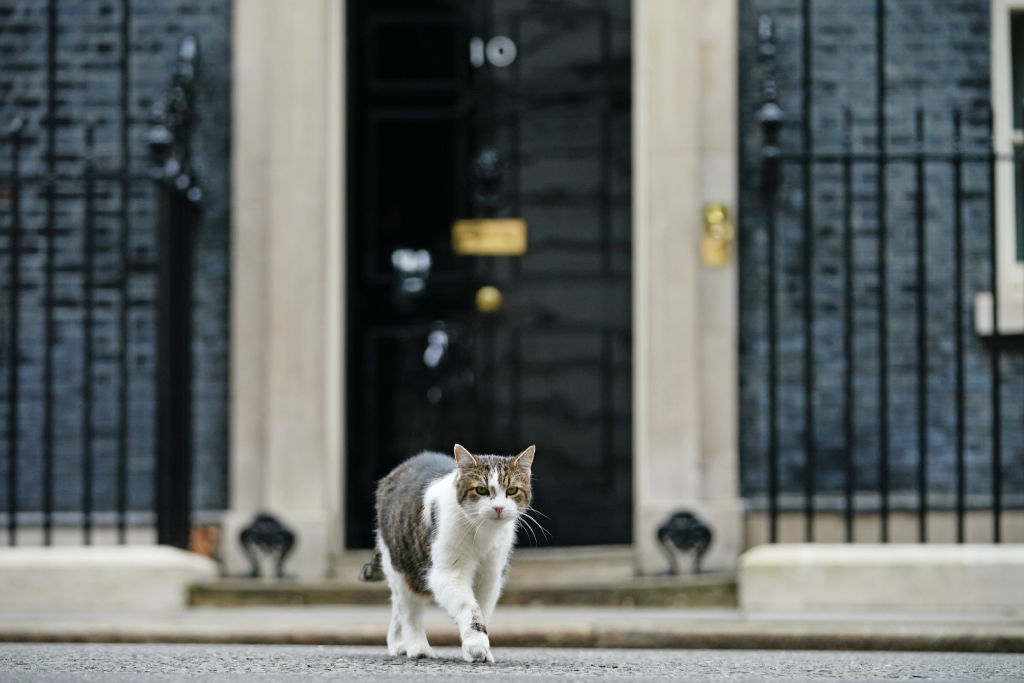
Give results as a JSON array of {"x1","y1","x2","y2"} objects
[{"x1": 359, "y1": 443, "x2": 536, "y2": 663}]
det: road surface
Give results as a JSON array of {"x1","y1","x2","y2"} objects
[{"x1": 1, "y1": 643, "x2": 1022, "y2": 681}]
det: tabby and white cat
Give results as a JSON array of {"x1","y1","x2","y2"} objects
[{"x1": 359, "y1": 443, "x2": 536, "y2": 663}]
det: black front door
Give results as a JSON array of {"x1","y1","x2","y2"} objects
[{"x1": 346, "y1": 0, "x2": 631, "y2": 548}]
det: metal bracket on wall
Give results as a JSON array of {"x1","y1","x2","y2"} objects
[
  {"x1": 657, "y1": 510, "x2": 713, "y2": 575},
  {"x1": 239, "y1": 512, "x2": 296, "y2": 580}
]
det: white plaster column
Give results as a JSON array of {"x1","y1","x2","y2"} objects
[
  {"x1": 632, "y1": 0, "x2": 742, "y2": 574},
  {"x1": 224, "y1": 0, "x2": 345, "y2": 579}
]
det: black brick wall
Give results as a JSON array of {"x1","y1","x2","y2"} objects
[
  {"x1": 738, "y1": 0, "x2": 1024, "y2": 508},
  {"x1": 0, "y1": 0, "x2": 230, "y2": 515}
]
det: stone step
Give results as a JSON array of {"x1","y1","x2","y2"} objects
[
  {"x1": 188, "y1": 574, "x2": 737, "y2": 608},
  {"x1": 191, "y1": 545, "x2": 736, "y2": 608},
  {"x1": 331, "y1": 544, "x2": 640, "y2": 585},
  {"x1": 193, "y1": 544, "x2": 737, "y2": 610}
]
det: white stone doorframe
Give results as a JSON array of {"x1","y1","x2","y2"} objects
[
  {"x1": 631, "y1": 0, "x2": 742, "y2": 575},
  {"x1": 223, "y1": 0, "x2": 345, "y2": 579},
  {"x1": 225, "y1": 0, "x2": 742, "y2": 579}
]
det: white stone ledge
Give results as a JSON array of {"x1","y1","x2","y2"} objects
[
  {"x1": 739, "y1": 543, "x2": 1024, "y2": 615},
  {"x1": 0, "y1": 546, "x2": 219, "y2": 612}
]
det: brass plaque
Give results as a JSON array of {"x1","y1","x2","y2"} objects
[{"x1": 452, "y1": 218, "x2": 527, "y2": 256}]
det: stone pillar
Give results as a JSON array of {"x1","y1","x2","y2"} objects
[
  {"x1": 632, "y1": 0, "x2": 742, "y2": 575},
  {"x1": 223, "y1": 0, "x2": 345, "y2": 579}
]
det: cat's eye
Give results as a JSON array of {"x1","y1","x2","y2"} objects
[
  {"x1": 506, "y1": 486, "x2": 519, "y2": 496},
  {"x1": 475, "y1": 486, "x2": 489, "y2": 496}
]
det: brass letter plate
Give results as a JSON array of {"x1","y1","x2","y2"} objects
[{"x1": 452, "y1": 218, "x2": 527, "y2": 256}]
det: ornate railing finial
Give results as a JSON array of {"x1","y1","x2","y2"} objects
[
  {"x1": 756, "y1": 15, "x2": 784, "y2": 196},
  {"x1": 147, "y1": 35, "x2": 201, "y2": 204}
]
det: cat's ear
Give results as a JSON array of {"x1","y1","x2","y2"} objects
[
  {"x1": 454, "y1": 444, "x2": 479, "y2": 468},
  {"x1": 512, "y1": 444, "x2": 535, "y2": 471}
]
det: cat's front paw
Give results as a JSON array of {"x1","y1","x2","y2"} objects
[
  {"x1": 461, "y1": 631, "x2": 494, "y2": 663},
  {"x1": 404, "y1": 642, "x2": 437, "y2": 659}
]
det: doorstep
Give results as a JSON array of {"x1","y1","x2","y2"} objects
[
  {"x1": 188, "y1": 573, "x2": 737, "y2": 608},
  {"x1": 191, "y1": 545, "x2": 736, "y2": 608}
]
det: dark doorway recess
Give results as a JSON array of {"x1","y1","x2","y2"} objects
[{"x1": 345, "y1": 0, "x2": 632, "y2": 548}]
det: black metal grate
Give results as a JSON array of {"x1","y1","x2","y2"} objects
[
  {"x1": 0, "y1": 1, "x2": 201, "y2": 547},
  {"x1": 745, "y1": 2, "x2": 1024, "y2": 544}
]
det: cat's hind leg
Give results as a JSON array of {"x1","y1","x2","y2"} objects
[
  {"x1": 385, "y1": 589, "x2": 403, "y2": 655},
  {"x1": 387, "y1": 577, "x2": 435, "y2": 659},
  {"x1": 378, "y1": 539, "x2": 433, "y2": 658},
  {"x1": 378, "y1": 541, "x2": 406, "y2": 656},
  {"x1": 386, "y1": 599, "x2": 404, "y2": 656},
  {"x1": 379, "y1": 543, "x2": 435, "y2": 659}
]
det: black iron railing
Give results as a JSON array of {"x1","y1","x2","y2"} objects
[
  {"x1": 149, "y1": 35, "x2": 202, "y2": 550},
  {"x1": 751, "y1": 9, "x2": 1023, "y2": 544},
  {"x1": 0, "y1": 34, "x2": 200, "y2": 548}
]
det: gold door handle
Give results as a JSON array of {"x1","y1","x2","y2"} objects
[
  {"x1": 475, "y1": 285, "x2": 503, "y2": 313},
  {"x1": 702, "y1": 202, "x2": 735, "y2": 268}
]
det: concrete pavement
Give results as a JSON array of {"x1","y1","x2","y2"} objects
[
  {"x1": 2, "y1": 604, "x2": 1023, "y2": 653},
  {"x1": 3, "y1": 643, "x2": 1024, "y2": 681}
]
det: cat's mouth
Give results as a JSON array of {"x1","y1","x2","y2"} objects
[{"x1": 488, "y1": 507, "x2": 514, "y2": 522}]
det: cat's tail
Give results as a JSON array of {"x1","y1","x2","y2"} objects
[{"x1": 358, "y1": 547, "x2": 385, "y2": 582}]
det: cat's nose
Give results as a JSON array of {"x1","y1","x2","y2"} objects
[{"x1": 493, "y1": 506, "x2": 504, "y2": 518}]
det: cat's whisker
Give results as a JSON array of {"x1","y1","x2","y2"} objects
[
  {"x1": 459, "y1": 506, "x2": 488, "y2": 547},
  {"x1": 514, "y1": 514, "x2": 539, "y2": 545},
  {"x1": 520, "y1": 518, "x2": 544, "y2": 544},
  {"x1": 463, "y1": 512, "x2": 485, "y2": 545},
  {"x1": 515, "y1": 516, "x2": 538, "y2": 544},
  {"x1": 518, "y1": 510, "x2": 551, "y2": 540},
  {"x1": 519, "y1": 507, "x2": 543, "y2": 525},
  {"x1": 454, "y1": 508, "x2": 483, "y2": 547},
  {"x1": 521, "y1": 507, "x2": 552, "y2": 538}
]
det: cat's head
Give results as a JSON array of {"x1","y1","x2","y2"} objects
[{"x1": 453, "y1": 443, "x2": 535, "y2": 525}]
